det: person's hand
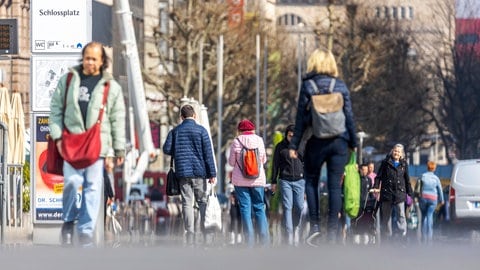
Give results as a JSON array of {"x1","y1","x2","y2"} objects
[
  {"x1": 56, "y1": 139, "x2": 63, "y2": 157},
  {"x1": 115, "y1": 156, "x2": 124, "y2": 166},
  {"x1": 208, "y1": 177, "x2": 217, "y2": 185},
  {"x1": 271, "y1": 184, "x2": 277, "y2": 194},
  {"x1": 289, "y1": 149, "x2": 298, "y2": 159}
]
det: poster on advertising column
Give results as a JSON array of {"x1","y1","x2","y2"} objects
[
  {"x1": 33, "y1": 114, "x2": 63, "y2": 223},
  {"x1": 31, "y1": 55, "x2": 80, "y2": 112}
]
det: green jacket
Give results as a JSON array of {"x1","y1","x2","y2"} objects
[{"x1": 49, "y1": 66, "x2": 126, "y2": 158}]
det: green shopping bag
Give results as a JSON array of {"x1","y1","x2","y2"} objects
[{"x1": 343, "y1": 152, "x2": 360, "y2": 218}]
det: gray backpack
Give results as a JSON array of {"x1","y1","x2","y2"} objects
[{"x1": 308, "y1": 79, "x2": 346, "y2": 138}]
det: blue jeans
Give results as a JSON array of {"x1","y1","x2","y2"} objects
[
  {"x1": 420, "y1": 198, "x2": 437, "y2": 242},
  {"x1": 304, "y1": 137, "x2": 348, "y2": 241},
  {"x1": 280, "y1": 179, "x2": 305, "y2": 234},
  {"x1": 63, "y1": 159, "x2": 104, "y2": 237},
  {"x1": 234, "y1": 186, "x2": 269, "y2": 247}
]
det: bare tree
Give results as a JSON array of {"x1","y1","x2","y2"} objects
[
  {"x1": 420, "y1": 0, "x2": 480, "y2": 160},
  {"x1": 336, "y1": 11, "x2": 432, "y2": 154},
  {"x1": 144, "y1": 0, "x2": 304, "y2": 185}
]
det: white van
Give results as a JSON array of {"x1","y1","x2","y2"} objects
[{"x1": 449, "y1": 159, "x2": 480, "y2": 220}]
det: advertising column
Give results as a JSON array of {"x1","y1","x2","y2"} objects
[{"x1": 30, "y1": 0, "x2": 91, "y2": 245}]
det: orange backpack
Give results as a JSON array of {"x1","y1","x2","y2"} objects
[{"x1": 235, "y1": 138, "x2": 261, "y2": 179}]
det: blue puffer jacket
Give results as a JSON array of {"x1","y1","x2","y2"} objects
[
  {"x1": 289, "y1": 73, "x2": 358, "y2": 150},
  {"x1": 163, "y1": 119, "x2": 216, "y2": 179}
]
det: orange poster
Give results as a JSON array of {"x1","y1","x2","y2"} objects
[{"x1": 33, "y1": 115, "x2": 63, "y2": 222}]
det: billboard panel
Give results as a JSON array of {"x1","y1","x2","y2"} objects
[
  {"x1": 32, "y1": 114, "x2": 64, "y2": 223},
  {"x1": 31, "y1": 0, "x2": 92, "y2": 53},
  {"x1": 456, "y1": 0, "x2": 480, "y2": 18}
]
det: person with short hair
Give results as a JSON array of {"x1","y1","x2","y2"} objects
[
  {"x1": 367, "y1": 161, "x2": 377, "y2": 187},
  {"x1": 374, "y1": 144, "x2": 413, "y2": 242},
  {"x1": 162, "y1": 104, "x2": 217, "y2": 247},
  {"x1": 416, "y1": 161, "x2": 444, "y2": 244},
  {"x1": 49, "y1": 41, "x2": 126, "y2": 247},
  {"x1": 271, "y1": 124, "x2": 305, "y2": 246}
]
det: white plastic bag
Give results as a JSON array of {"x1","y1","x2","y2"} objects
[
  {"x1": 107, "y1": 204, "x2": 122, "y2": 234},
  {"x1": 204, "y1": 188, "x2": 222, "y2": 230}
]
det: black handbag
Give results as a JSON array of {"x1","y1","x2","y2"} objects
[
  {"x1": 166, "y1": 165, "x2": 180, "y2": 196},
  {"x1": 166, "y1": 131, "x2": 180, "y2": 196}
]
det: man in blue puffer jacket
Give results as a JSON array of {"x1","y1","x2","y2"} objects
[{"x1": 163, "y1": 105, "x2": 217, "y2": 246}]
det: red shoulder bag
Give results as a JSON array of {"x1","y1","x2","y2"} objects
[{"x1": 61, "y1": 81, "x2": 110, "y2": 169}]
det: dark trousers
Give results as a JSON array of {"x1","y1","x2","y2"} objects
[{"x1": 304, "y1": 136, "x2": 348, "y2": 241}]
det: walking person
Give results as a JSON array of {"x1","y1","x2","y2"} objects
[
  {"x1": 288, "y1": 48, "x2": 358, "y2": 245},
  {"x1": 49, "y1": 41, "x2": 126, "y2": 247},
  {"x1": 228, "y1": 119, "x2": 269, "y2": 247},
  {"x1": 162, "y1": 104, "x2": 217, "y2": 247},
  {"x1": 416, "y1": 161, "x2": 444, "y2": 244},
  {"x1": 367, "y1": 161, "x2": 377, "y2": 187},
  {"x1": 271, "y1": 124, "x2": 305, "y2": 246},
  {"x1": 374, "y1": 144, "x2": 413, "y2": 243},
  {"x1": 226, "y1": 181, "x2": 243, "y2": 245}
]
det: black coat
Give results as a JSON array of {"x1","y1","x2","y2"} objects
[
  {"x1": 374, "y1": 156, "x2": 413, "y2": 204},
  {"x1": 271, "y1": 139, "x2": 304, "y2": 184}
]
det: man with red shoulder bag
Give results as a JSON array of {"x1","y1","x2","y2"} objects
[{"x1": 49, "y1": 42, "x2": 126, "y2": 247}]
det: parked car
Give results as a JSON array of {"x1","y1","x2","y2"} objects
[
  {"x1": 449, "y1": 160, "x2": 480, "y2": 220},
  {"x1": 434, "y1": 184, "x2": 450, "y2": 226}
]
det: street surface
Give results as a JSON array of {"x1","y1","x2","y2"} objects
[
  {"x1": 1, "y1": 219, "x2": 480, "y2": 270},
  {"x1": 0, "y1": 241, "x2": 478, "y2": 270}
]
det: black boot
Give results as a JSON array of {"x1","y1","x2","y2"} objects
[
  {"x1": 306, "y1": 223, "x2": 321, "y2": 247},
  {"x1": 61, "y1": 221, "x2": 74, "y2": 246}
]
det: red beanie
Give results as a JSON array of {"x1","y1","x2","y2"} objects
[{"x1": 238, "y1": 119, "x2": 255, "y2": 131}]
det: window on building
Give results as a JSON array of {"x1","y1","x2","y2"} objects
[
  {"x1": 376, "y1": 5, "x2": 413, "y2": 21},
  {"x1": 375, "y1": 6, "x2": 381, "y2": 18},
  {"x1": 401, "y1": 6, "x2": 406, "y2": 19},
  {"x1": 277, "y1": 13, "x2": 304, "y2": 26},
  {"x1": 409, "y1": 6, "x2": 414, "y2": 19},
  {"x1": 392, "y1": 6, "x2": 398, "y2": 19},
  {"x1": 277, "y1": 0, "x2": 321, "y2": 4}
]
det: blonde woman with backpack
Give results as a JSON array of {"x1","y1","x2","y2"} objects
[
  {"x1": 289, "y1": 48, "x2": 358, "y2": 245},
  {"x1": 228, "y1": 119, "x2": 269, "y2": 247}
]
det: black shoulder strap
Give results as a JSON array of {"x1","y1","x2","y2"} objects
[
  {"x1": 236, "y1": 137, "x2": 246, "y2": 148},
  {"x1": 170, "y1": 130, "x2": 176, "y2": 168}
]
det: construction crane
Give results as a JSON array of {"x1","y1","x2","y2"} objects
[{"x1": 115, "y1": 0, "x2": 157, "y2": 201}]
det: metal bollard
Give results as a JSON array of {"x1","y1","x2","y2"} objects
[{"x1": 0, "y1": 122, "x2": 8, "y2": 244}]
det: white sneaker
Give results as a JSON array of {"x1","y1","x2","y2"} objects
[
  {"x1": 288, "y1": 233, "x2": 294, "y2": 246},
  {"x1": 229, "y1": 232, "x2": 235, "y2": 245},
  {"x1": 363, "y1": 234, "x2": 369, "y2": 245},
  {"x1": 353, "y1": 234, "x2": 361, "y2": 244},
  {"x1": 236, "y1": 233, "x2": 242, "y2": 244},
  {"x1": 294, "y1": 226, "x2": 301, "y2": 246}
]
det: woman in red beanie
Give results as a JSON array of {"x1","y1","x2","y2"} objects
[{"x1": 228, "y1": 119, "x2": 269, "y2": 247}]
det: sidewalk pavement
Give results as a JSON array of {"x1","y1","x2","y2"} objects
[{"x1": 1, "y1": 226, "x2": 33, "y2": 246}]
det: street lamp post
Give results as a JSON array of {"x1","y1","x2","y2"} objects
[
  {"x1": 357, "y1": 131, "x2": 368, "y2": 164},
  {"x1": 297, "y1": 22, "x2": 304, "y2": 98}
]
